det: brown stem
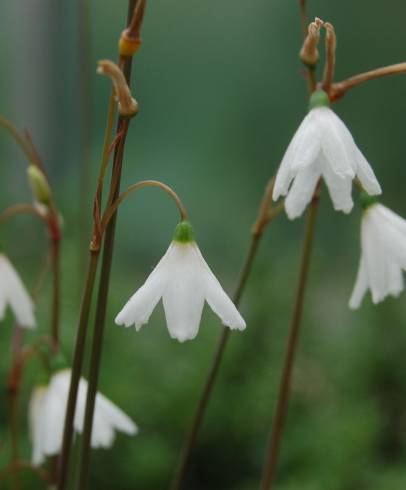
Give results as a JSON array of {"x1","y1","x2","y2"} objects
[
  {"x1": 298, "y1": 0, "x2": 307, "y2": 39},
  {"x1": 50, "y1": 236, "x2": 61, "y2": 351},
  {"x1": 101, "y1": 180, "x2": 188, "y2": 231},
  {"x1": 330, "y1": 62, "x2": 406, "y2": 101},
  {"x1": 0, "y1": 203, "x2": 48, "y2": 225},
  {"x1": 322, "y1": 23, "x2": 336, "y2": 93},
  {"x1": 0, "y1": 116, "x2": 38, "y2": 164},
  {"x1": 260, "y1": 188, "x2": 320, "y2": 490},
  {"x1": 75, "y1": 2, "x2": 141, "y2": 487}
]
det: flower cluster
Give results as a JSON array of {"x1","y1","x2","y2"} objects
[{"x1": 273, "y1": 89, "x2": 406, "y2": 307}]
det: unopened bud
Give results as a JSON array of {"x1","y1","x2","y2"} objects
[
  {"x1": 27, "y1": 165, "x2": 51, "y2": 206},
  {"x1": 299, "y1": 17, "x2": 323, "y2": 68},
  {"x1": 97, "y1": 60, "x2": 139, "y2": 117}
]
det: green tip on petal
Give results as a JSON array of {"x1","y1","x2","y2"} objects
[
  {"x1": 359, "y1": 192, "x2": 379, "y2": 210},
  {"x1": 173, "y1": 221, "x2": 195, "y2": 243},
  {"x1": 308, "y1": 89, "x2": 330, "y2": 111}
]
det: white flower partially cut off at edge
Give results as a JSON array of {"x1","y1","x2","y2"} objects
[
  {"x1": 349, "y1": 201, "x2": 406, "y2": 309},
  {"x1": 29, "y1": 369, "x2": 137, "y2": 466},
  {"x1": 273, "y1": 90, "x2": 382, "y2": 219},
  {"x1": 0, "y1": 253, "x2": 35, "y2": 328},
  {"x1": 115, "y1": 221, "x2": 246, "y2": 342}
]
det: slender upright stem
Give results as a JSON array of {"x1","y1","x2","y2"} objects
[
  {"x1": 57, "y1": 252, "x2": 100, "y2": 490},
  {"x1": 260, "y1": 191, "x2": 320, "y2": 490},
  {"x1": 78, "y1": 0, "x2": 92, "y2": 283},
  {"x1": 76, "y1": 4, "x2": 138, "y2": 487},
  {"x1": 298, "y1": 0, "x2": 307, "y2": 39},
  {"x1": 170, "y1": 232, "x2": 263, "y2": 490},
  {"x1": 76, "y1": 120, "x2": 130, "y2": 490},
  {"x1": 50, "y1": 237, "x2": 61, "y2": 350},
  {"x1": 0, "y1": 116, "x2": 39, "y2": 164}
]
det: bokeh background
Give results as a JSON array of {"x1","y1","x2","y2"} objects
[{"x1": 1, "y1": 0, "x2": 406, "y2": 488}]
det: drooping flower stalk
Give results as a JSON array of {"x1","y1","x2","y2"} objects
[{"x1": 170, "y1": 178, "x2": 284, "y2": 490}]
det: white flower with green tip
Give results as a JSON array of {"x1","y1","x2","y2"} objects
[
  {"x1": 0, "y1": 253, "x2": 35, "y2": 328},
  {"x1": 273, "y1": 89, "x2": 382, "y2": 219},
  {"x1": 29, "y1": 368, "x2": 137, "y2": 466},
  {"x1": 350, "y1": 198, "x2": 406, "y2": 308},
  {"x1": 115, "y1": 221, "x2": 246, "y2": 342}
]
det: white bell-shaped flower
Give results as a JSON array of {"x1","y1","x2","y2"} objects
[
  {"x1": 0, "y1": 253, "x2": 35, "y2": 328},
  {"x1": 273, "y1": 90, "x2": 382, "y2": 219},
  {"x1": 29, "y1": 368, "x2": 137, "y2": 466},
  {"x1": 115, "y1": 221, "x2": 246, "y2": 342},
  {"x1": 349, "y1": 200, "x2": 406, "y2": 308}
]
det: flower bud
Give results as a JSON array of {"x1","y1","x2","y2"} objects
[
  {"x1": 27, "y1": 165, "x2": 51, "y2": 206},
  {"x1": 97, "y1": 60, "x2": 139, "y2": 117},
  {"x1": 299, "y1": 18, "x2": 323, "y2": 68}
]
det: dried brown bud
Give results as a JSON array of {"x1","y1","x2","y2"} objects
[
  {"x1": 97, "y1": 60, "x2": 139, "y2": 117},
  {"x1": 299, "y1": 17, "x2": 323, "y2": 68}
]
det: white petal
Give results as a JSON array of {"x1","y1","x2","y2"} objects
[
  {"x1": 42, "y1": 372, "x2": 69, "y2": 457},
  {"x1": 322, "y1": 162, "x2": 354, "y2": 214},
  {"x1": 29, "y1": 387, "x2": 48, "y2": 466},
  {"x1": 284, "y1": 159, "x2": 321, "y2": 219},
  {"x1": 91, "y1": 392, "x2": 137, "y2": 447},
  {"x1": 162, "y1": 246, "x2": 206, "y2": 342},
  {"x1": 0, "y1": 255, "x2": 36, "y2": 328},
  {"x1": 115, "y1": 253, "x2": 169, "y2": 330},
  {"x1": 0, "y1": 293, "x2": 6, "y2": 321},
  {"x1": 317, "y1": 108, "x2": 355, "y2": 178},
  {"x1": 376, "y1": 204, "x2": 406, "y2": 236},
  {"x1": 193, "y1": 249, "x2": 246, "y2": 330},
  {"x1": 349, "y1": 257, "x2": 369, "y2": 309},
  {"x1": 354, "y1": 147, "x2": 382, "y2": 195},
  {"x1": 96, "y1": 392, "x2": 137, "y2": 435},
  {"x1": 361, "y1": 212, "x2": 389, "y2": 303},
  {"x1": 273, "y1": 112, "x2": 321, "y2": 200}
]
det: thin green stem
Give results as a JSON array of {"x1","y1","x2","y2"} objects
[
  {"x1": 260, "y1": 191, "x2": 320, "y2": 490},
  {"x1": 78, "y1": 0, "x2": 92, "y2": 286},
  {"x1": 50, "y1": 237, "x2": 61, "y2": 351},
  {"x1": 75, "y1": 4, "x2": 138, "y2": 486},
  {"x1": 57, "y1": 252, "x2": 100, "y2": 490},
  {"x1": 0, "y1": 116, "x2": 38, "y2": 164},
  {"x1": 76, "y1": 119, "x2": 130, "y2": 490}
]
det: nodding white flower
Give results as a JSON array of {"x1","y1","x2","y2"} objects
[
  {"x1": 273, "y1": 89, "x2": 382, "y2": 219},
  {"x1": 29, "y1": 369, "x2": 137, "y2": 466},
  {"x1": 0, "y1": 253, "x2": 35, "y2": 328},
  {"x1": 349, "y1": 200, "x2": 406, "y2": 309},
  {"x1": 115, "y1": 221, "x2": 246, "y2": 342}
]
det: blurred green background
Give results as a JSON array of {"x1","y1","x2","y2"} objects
[{"x1": 1, "y1": 0, "x2": 406, "y2": 488}]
